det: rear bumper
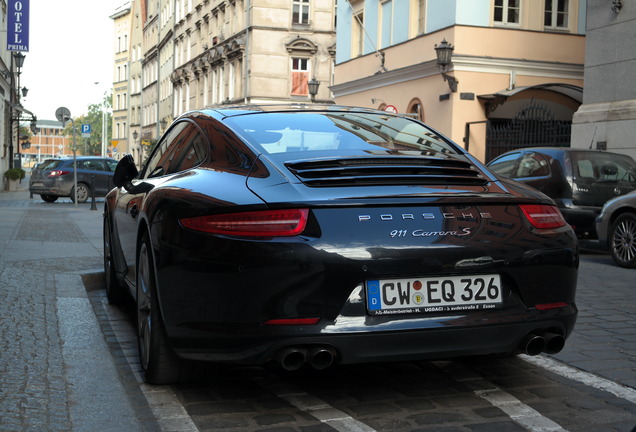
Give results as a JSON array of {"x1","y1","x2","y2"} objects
[
  {"x1": 560, "y1": 206, "x2": 600, "y2": 238},
  {"x1": 29, "y1": 180, "x2": 73, "y2": 196},
  {"x1": 173, "y1": 308, "x2": 577, "y2": 364}
]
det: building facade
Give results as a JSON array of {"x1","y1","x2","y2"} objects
[
  {"x1": 111, "y1": 2, "x2": 132, "y2": 160},
  {"x1": 1, "y1": 2, "x2": 36, "y2": 186},
  {"x1": 113, "y1": 0, "x2": 337, "y2": 166},
  {"x1": 129, "y1": 0, "x2": 144, "y2": 165},
  {"x1": 171, "y1": 0, "x2": 336, "y2": 111},
  {"x1": 333, "y1": 0, "x2": 587, "y2": 162},
  {"x1": 571, "y1": 0, "x2": 636, "y2": 159},
  {"x1": 17, "y1": 120, "x2": 72, "y2": 166}
]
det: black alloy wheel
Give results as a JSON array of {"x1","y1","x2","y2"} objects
[
  {"x1": 137, "y1": 233, "x2": 189, "y2": 384},
  {"x1": 40, "y1": 194, "x2": 58, "y2": 202},
  {"x1": 103, "y1": 216, "x2": 127, "y2": 304},
  {"x1": 610, "y1": 212, "x2": 636, "y2": 268},
  {"x1": 70, "y1": 183, "x2": 90, "y2": 203}
]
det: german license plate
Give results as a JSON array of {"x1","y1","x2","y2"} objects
[
  {"x1": 366, "y1": 274, "x2": 502, "y2": 315},
  {"x1": 32, "y1": 182, "x2": 43, "y2": 187}
]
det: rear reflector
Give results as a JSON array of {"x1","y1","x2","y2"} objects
[
  {"x1": 535, "y1": 302, "x2": 568, "y2": 311},
  {"x1": 180, "y1": 208, "x2": 309, "y2": 237},
  {"x1": 263, "y1": 318, "x2": 320, "y2": 326},
  {"x1": 519, "y1": 205, "x2": 566, "y2": 229}
]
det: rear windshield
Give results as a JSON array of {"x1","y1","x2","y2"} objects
[
  {"x1": 572, "y1": 152, "x2": 636, "y2": 181},
  {"x1": 38, "y1": 160, "x2": 62, "y2": 170},
  {"x1": 225, "y1": 112, "x2": 460, "y2": 156}
]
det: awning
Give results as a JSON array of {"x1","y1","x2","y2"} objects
[{"x1": 478, "y1": 83, "x2": 583, "y2": 105}]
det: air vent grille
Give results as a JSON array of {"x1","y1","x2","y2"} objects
[{"x1": 285, "y1": 157, "x2": 488, "y2": 187}]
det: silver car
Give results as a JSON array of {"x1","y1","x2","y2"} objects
[{"x1": 595, "y1": 190, "x2": 636, "y2": 268}]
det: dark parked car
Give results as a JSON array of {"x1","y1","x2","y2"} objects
[
  {"x1": 487, "y1": 148, "x2": 636, "y2": 238},
  {"x1": 595, "y1": 191, "x2": 636, "y2": 268},
  {"x1": 104, "y1": 105, "x2": 578, "y2": 384},
  {"x1": 29, "y1": 156, "x2": 118, "y2": 203}
]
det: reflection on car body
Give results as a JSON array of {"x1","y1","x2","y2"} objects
[
  {"x1": 487, "y1": 147, "x2": 636, "y2": 239},
  {"x1": 103, "y1": 105, "x2": 578, "y2": 384}
]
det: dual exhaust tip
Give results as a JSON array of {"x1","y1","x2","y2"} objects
[
  {"x1": 521, "y1": 331, "x2": 565, "y2": 356},
  {"x1": 275, "y1": 332, "x2": 564, "y2": 371},
  {"x1": 274, "y1": 346, "x2": 337, "y2": 371}
]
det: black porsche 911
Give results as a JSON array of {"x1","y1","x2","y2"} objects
[{"x1": 104, "y1": 105, "x2": 578, "y2": 384}]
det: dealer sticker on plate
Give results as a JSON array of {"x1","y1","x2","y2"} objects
[{"x1": 366, "y1": 274, "x2": 502, "y2": 315}]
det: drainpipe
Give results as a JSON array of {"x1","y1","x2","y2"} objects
[{"x1": 243, "y1": 0, "x2": 250, "y2": 103}]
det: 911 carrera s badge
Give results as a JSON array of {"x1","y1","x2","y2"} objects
[{"x1": 390, "y1": 228, "x2": 472, "y2": 237}]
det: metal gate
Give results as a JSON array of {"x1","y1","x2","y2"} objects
[{"x1": 485, "y1": 102, "x2": 572, "y2": 162}]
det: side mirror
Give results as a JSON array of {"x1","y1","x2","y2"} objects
[
  {"x1": 113, "y1": 154, "x2": 139, "y2": 188},
  {"x1": 113, "y1": 154, "x2": 154, "y2": 194}
]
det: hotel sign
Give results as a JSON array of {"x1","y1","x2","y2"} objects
[{"x1": 8, "y1": 0, "x2": 30, "y2": 52}]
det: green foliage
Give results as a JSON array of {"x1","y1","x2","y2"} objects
[
  {"x1": 4, "y1": 168, "x2": 26, "y2": 180},
  {"x1": 61, "y1": 92, "x2": 113, "y2": 156},
  {"x1": 19, "y1": 125, "x2": 32, "y2": 141}
]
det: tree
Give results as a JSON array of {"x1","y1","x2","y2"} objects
[{"x1": 62, "y1": 93, "x2": 112, "y2": 156}]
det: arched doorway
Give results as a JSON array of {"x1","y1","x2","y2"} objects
[{"x1": 478, "y1": 84, "x2": 582, "y2": 161}]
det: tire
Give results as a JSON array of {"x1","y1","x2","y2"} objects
[
  {"x1": 40, "y1": 194, "x2": 58, "y2": 203},
  {"x1": 70, "y1": 183, "x2": 90, "y2": 203},
  {"x1": 137, "y1": 233, "x2": 191, "y2": 384},
  {"x1": 103, "y1": 216, "x2": 128, "y2": 304},
  {"x1": 609, "y1": 212, "x2": 636, "y2": 268}
]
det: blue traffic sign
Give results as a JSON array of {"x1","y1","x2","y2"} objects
[{"x1": 81, "y1": 124, "x2": 92, "y2": 134}]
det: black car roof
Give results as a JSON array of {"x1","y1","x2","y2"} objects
[{"x1": 189, "y1": 104, "x2": 392, "y2": 120}]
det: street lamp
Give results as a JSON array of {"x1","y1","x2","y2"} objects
[
  {"x1": 13, "y1": 52, "x2": 25, "y2": 69},
  {"x1": 308, "y1": 78, "x2": 320, "y2": 103},
  {"x1": 132, "y1": 130, "x2": 140, "y2": 166},
  {"x1": 434, "y1": 39, "x2": 458, "y2": 93}
]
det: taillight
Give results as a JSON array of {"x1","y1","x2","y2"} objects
[
  {"x1": 180, "y1": 209, "x2": 309, "y2": 236},
  {"x1": 519, "y1": 205, "x2": 566, "y2": 229},
  {"x1": 48, "y1": 170, "x2": 70, "y2": 177}
]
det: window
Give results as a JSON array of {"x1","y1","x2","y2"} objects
[
  {"x1": 291, "y1": 58, "x2": 309, "y2": 95},
  {"x1": 544, "y1": 0, "x2": 568, "y2": 29},
  {"x1": 143, "y1": 122, "x2": 188, "y2": 178},
  {"x1": 174, "y1": 133, "x2": 208, "y2": 172},
  {"x1": 380, "y1": 0, "x2": 392, "y2": 49},
  {"x1": 516, "y1": 152, "x2": 550, "y2": 178},
  {"x1": 77, "y1": 160, "x2": 106, "y2": 171},
  {"x1": 418, "y1": 0, "x2": 426, "y2": 34},
  {"x1": 494, "y1": 0, "x2": 520, "y2": 25},
  {"x1": 292, "y1": 0, "x2": 310, "y2": 24},
  {"x1": 352, "y1": 11, "x2": 364, "y2": 56},
  {"x1": 487, "y1": 152, "x2": 521, "y2": 178}
]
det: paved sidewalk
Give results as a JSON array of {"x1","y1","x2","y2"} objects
[{"x1": 0, "y1": 188, "x2": 152, "y2": 432}]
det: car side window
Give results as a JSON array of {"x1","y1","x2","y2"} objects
[
  {"x1": 88, "y1": 160, "x2": 106, "y2": 171},
  {"x1": 77, "y1": 160, "x2": 103, "y2": 171},
  {"x1": 143, "y1": 122, "x2": 188, "y2": 179},
  {"x1": 487, "y1": 152, "x2": 521, "y2": 178},
  {"x1": 106, "y1": 160, "x2": 118, "y2": 171},
  {"x1": 173, "y1": 132, "x2": 208, "y2": 172},
  {"x1": 515, "y1": 152, "x2": 549, "y2": 178}
]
